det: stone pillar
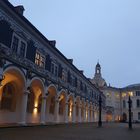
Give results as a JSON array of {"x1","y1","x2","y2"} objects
[
  {"x1": 40, "y1": 96, "x2": 47, "y2": 124},
  {"x1": 78, "y1": 104, "x2": 81, "y2": 122},
  {"x1": 54, "y1": 99, "x2": 59, "y2": 123},
  {"x1": 72, "y1": 103, "x2": 76, "y2": 123},
  {"x1": 19, "y1": 90, "x2": 29, "y2": 125},
  {"x1": 83, "y1": 107, "x2": 86, "y2": 122},
  {"x1": 88, "y1": 106, "x2": 90, "y2": 122},
  {"x1": 64, "y1": 102, "x2": 68, "y2": 123},
  {"x1": 91, "y1": 107, "x2": 94, "y2": 122}
]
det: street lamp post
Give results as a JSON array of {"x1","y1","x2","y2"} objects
[
  {"x1": 98, "y1": 95, "x2": 102, "y2": 127},
  {"x1": 128, "y1": 95, "x2": 132, "y2": 130}
]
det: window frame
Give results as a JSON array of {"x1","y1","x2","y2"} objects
[
  {"x1": 51, "y1": 62, "x2": 58, "y2": 77},
  {"x1": 35, "y1": 51, "x2": 45, "y2": 68},
  {"x1": 11, "y1": 32, "x2": 27, "y2": 57}
]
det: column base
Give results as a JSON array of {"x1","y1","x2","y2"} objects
[{"x1": 18, "y1": 122, "x2": 27, "y2": 126}]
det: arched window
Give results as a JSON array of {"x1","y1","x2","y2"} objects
[
  {"x1": 49, "y1": 97, "x2": 55, "y2": 114},
  {"x1": 1, "y1": 83, "x2": 16, "y2": 111}
]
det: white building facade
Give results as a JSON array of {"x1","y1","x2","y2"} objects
[{"x1": 91, "y1": 63, "x2": 140, "y2": 122}]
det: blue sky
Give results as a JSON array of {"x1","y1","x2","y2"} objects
[{"x1": 10, "y1": 0, "x2": 140, "y2": 87}]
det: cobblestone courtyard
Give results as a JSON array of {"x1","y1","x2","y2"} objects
[{"x1": 0, "y1": 123, "x2": 140, "y2": 140}]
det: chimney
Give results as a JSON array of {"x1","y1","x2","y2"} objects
[
  {"x1": 80, "y1": 70, "x2": 84, "y2": 74},
  {"x1": 14, "y1": 5, "x2": 25, "y2": 15},
  {"x1": 68, "y1": 59, "x2": 73, "y2": 64},
  {"x1": 49, "y1": 40, "x2": 56, "y2": 47}
]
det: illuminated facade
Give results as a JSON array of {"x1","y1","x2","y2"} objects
[
  {"x1": 91, "y1": 63, "x2": 140, "y2": 122},
  {"x1": 0, "y1": 1, "x2": 106, "y2": 125}
]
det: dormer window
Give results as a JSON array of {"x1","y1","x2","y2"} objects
[{"x1": 35, "y1": 51, "x2": 45, "y2": 68}]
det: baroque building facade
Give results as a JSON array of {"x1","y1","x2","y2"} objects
[
  {"x1": 0, "y1": 0, "x2": 106, "y2": 125},
  {"x1": 91, "y1": 63, "x2": 140, "y2": 122}
]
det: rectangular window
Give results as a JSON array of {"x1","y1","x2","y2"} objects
[
  {"x1": 12, "y1": 36, "x2": 19, "y2": 53},
  {"x1": 35, "y1": 52, "x2": 45, "y2": 68},
  {"x1": 20, "y1": 41, "x2": 26, "y2": 57},
  {"x1": 62, "y1": 70, "x2": 67, "y2": 82},
  {"x1": 137, "y1": 99, "x2": 140, "y2": 108},
  {"x1": 138, "y1": 112, "x2": 140, "y2": 120},
  {"x1": 51, "y1": 62, "x2": 58, "y2": 77},
  {"x1": 136, "y1": 91, "x2": 140, "y2": 96},
  {"x1": 54, "y1": 65, "x2": 58, "y2": 77},
  {"x1": 123, "y1": 100, "x2": 126, "y2": 108}
]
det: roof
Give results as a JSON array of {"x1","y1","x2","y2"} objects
[{"x1": 125, "y1": 83, "x2": 140, "y2": 88}]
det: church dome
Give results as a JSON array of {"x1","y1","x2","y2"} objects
[{"x1": 91, "y1": 62, "x2": 107, "y2": 88}]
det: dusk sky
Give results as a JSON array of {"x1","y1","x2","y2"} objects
[{"x1": 10, "y1": 0, "x2": 140, "y2": 88}]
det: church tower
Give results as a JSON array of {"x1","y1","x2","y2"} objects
[
  {"x1": 91, "y1": 62, "x2": 107, "y2": 88},
  {"x1": 95, "y1": 62, "x2": 101, "y2": 76}
]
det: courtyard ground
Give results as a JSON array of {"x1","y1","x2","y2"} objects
[{"x1": 0, "y1": 123, "x2": 140, "y2": 140}]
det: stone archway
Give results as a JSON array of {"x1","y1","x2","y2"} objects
[
  {"x1": 122, "y1": 113, "x2": 127, "y2": 122},
  {"x1": 67, "y1": 94, "x2": 74, "y2": 122},
  {"x1": 106, "y1": 111, "x2": 113, "y2": 122},
  {"x1": 75, "y1": 97, "x2": 81, "y2": 122},
  {"x1": 26, "y1": 78, "x2": 44, "y2": 123},
  {"x1": 46, "y1": 85, "x2": 57, "y2": 122},
  {"x1": 0, "y1": 67, "x2": 26, "y2": 123},
  {"x1": 58, "y1": 90, "x2": 67, "y2": 123}
]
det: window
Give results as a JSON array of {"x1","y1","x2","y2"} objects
[
  {"x1": 12, "y1": 36, "x2": 19, "y2": 53},
  {"x1": 128, "y1": 92, "x2": 133, "y2": 97},
  {"x1": 51, "y1": 62, "x2": 58, "y2": 76},
  {"x1": 11, "y1": 34, "x2": 27, "y2": 57},
  {"x1": 62, "y1": 69, "x2": 67, "y2": 82},
  {"x1": 138, "y1": 112, "x2": 140, "y2": 120},
  {"x1": 20, "y1": 41, "x2": 26, "y2": 57},
  {"x1": 136, "y1": 91, "x2": 140, "y2": 96},
  {"x1": 106, "y1": 93, "x2": 111, "y2": 98},
  {"x1": 122, "y1": 93, "x2": 126, "y2": 98},
  {"x1": 123, "y1": 100, "x2": 126, "y2": 108},
  {"x1": 35, "y1": 52, "x2": 45, "y2": 68},
  {"x1": 136, "y1": 99, "x2": 140, "y2": 108}
]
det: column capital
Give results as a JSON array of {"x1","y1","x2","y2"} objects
[
  {"x1": 55, "y1": 99, "x2": 59, "y2": 103},
  {"x1": 65, "y1": 102, "x2": 69, "y2": 105},
  {"x1": 24, "y1": 90, "x2": 30, "y2": 95}
]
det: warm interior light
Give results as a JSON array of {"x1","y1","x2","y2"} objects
[
  {"x1": 69, "y1": 104, "x2": 72, "y2": 117},
  {"x1": 33, "y1": 100, "x2": 38, "y2": 115},
  {"x1": 86, "y1": 110, "x2": 88, "y2": 120},
  {"x1": 128, "y1": 92, "x2": 133, "y2": 97},
  {"x1": 33, "y1": 108, "x2": 38, "y2": 114},
  {"x1": 122, "y1": 93, "x2": 126, "y2": 97}
]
